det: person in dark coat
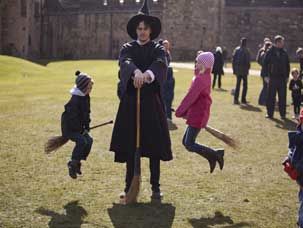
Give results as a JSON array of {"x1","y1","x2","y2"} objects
[
  {"x1": 161, "y1": 39, "x2": 177, "y2": 130},
  {"x1": 232, "y1": 37, "x2": 251, "y2": 104},
  {"x1": 110, "y1": 0, "x2": 172, "y2": 200},
  {"x1": 256, "y1": 38, "x2": 272, "y2": 106},
  {"x1": 61, "y1": 71, "x2": 94, "y2": 179},
  {"x1": 212, "y1": 46, "x2": 224, "y2": 89},
  {"x1": 263, "y1": 35, "x2": 290, "y2": 119},
  {"x1": 283, "y1": 110, "x2": 303, "y2": 227},
  {"x1": 289, "y1": 68, "x2": 303, "y2": 119}
]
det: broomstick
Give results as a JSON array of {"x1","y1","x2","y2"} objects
[
  {"x1": 205, "y1": 125, "x2": 238, "y2": 149},
  {"x1": 171, "y1": 108, "x2": 238, "y2": 148},
  {"x1": 44, "y1": 120, "x2": 113, "y2": 154},
  {"x1": 123, "y1": 88, "x2": 141, "y2": 204}
]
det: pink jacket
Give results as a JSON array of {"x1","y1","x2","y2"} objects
[{"x1": 175, "y1": 69, "x2": 212, "y2": 129}]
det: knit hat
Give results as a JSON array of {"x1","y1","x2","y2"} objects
[
  {"x1": 196, "y1": 52, "x2": 214, "y2": 69},
  {"x1": 75, "y1": 70, "x2": 93, "y2": 93}
]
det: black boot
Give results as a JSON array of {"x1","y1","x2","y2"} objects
[
  {"x1": 196, "y1": 150, "x2": 217, "y2": 173},
  {"x1": 67, "y1": 160, "x2": 79, "y2": 179},
  {"x1": 215, "y1": 149, "x2": 224, "y2": 170},
  {"x1": 151, "y1": 190, "x2": 163, "y2": 200},
  {"x1": 76, "y1": 162, "x2": 82, "y2": 175}
]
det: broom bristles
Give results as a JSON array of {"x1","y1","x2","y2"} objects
[
  {"x1": 205, "y1": 126, "x2": 238, "y2": 149},
  {"x1": 44, "y1": 136, "x2": 68, "y2": 154},
  {"x1": 123, "y1": 175, "x2": 141, "y2": 204}
]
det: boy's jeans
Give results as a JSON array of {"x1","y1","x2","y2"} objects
[{"x1": 68, "y1": 132, "x2": 93, "y2": 161}]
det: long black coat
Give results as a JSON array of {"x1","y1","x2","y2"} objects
[
  {"x1": 212, "y1": 51, "x2": 224, "y2": 75},
  {"x1": 110, "y1": 41, "x2": 173, "y2": 163}
]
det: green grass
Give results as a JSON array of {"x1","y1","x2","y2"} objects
[{"x1": 0, "y1": 55, "x2": 300, "y2": 227}]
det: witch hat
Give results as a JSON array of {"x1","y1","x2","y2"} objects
[{"x1": 127, "y1": 0, "x2": 161, "y2": 40}]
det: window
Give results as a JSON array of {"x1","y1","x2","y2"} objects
[{"x1": 21, "y1": 0, "x2": 27, "y2": 17}]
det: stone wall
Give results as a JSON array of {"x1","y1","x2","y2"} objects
[
  {"x1": 161, "y1": 0, "x2": 222, "y2": 60},
  {"x1": 221, "y1": 4, "x2": 303, "y2": 60},
  {"x1": 1, "y1": 0, "x2": 303, "y2": 61},
  {"x1": 0, "y1": 0, "x2": 43, "y2": 59}
]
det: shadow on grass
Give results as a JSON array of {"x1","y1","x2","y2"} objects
[
  {"x1": 213, "y1": 88, "x2": 228, "y2": 92},
  {"x1": 188, "y1": 211, "x2": 251, "y2": 228},
  {"x1": 269, "y1": 117, "x2": 297, "y2": 130},
  {"x1": 35, "y1": 201, "x2": 87, "y2": 228},
  {"x1": 239, "y1": 104, "x2": 262, "y2": 112},
  {"x1": 108, "y1": 201, "x2": 175, "y2": 228}
]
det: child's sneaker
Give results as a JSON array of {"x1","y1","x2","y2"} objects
[{"x1": 67, "y1": 160, "x2": 79, "y2": 179}]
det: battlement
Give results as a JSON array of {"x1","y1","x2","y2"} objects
[
  {"x1": 225, "y1": 0, "x2": 303, "y2": 7},
  {"x1": 46, "y1": 0, "x2": 163, "y2": 14}
]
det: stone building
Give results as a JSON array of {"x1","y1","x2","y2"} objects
[{"x1": 0, "y1": 0, "x2": 303, "y2": 61}]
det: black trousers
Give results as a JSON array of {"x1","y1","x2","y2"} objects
[
  {"x1": 293, "y1": 94, "x2": 301, "y2": 115},
  {"x1": 266, "y1": 78, "x2": 287, "y2": 118},
  {"x1": 213, "y1": 73, "x2": 222, "y2": 89},
  {"x1": 125, "y1": 157, "x2": 160, "y2": 193},
  {"x1": 234, "y1": 74, "x2": 248, "y2": 102}
]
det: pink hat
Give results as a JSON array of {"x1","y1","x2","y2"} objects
[{"x1": 196, "y1": 52, "x2": 214, "y2": 69}]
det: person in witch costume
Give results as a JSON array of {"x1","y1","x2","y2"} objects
[{"x1": 110, "y1": 0, "x2": 173, "y2": 200}]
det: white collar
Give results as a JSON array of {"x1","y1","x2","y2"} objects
[{"x1": 70, "y1": 86, "x2": 85, "y2": 96}]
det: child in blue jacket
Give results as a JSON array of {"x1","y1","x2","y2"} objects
[{"x1": 284, "y1": 108, "x2": 303, "y2": 227}]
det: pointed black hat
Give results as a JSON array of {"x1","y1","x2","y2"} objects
[{"x1": 127, "y1": 0, "x2": 161, "y2": 40}]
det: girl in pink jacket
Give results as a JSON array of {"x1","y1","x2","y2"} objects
[{"x1": 175, "y1": 52, "x2": 224, "y2": 173}]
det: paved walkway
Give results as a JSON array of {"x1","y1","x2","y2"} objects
[{"x1": 171, "y1": 62, "x2": 261, "y2": 76}]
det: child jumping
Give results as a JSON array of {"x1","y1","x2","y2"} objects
[
  {"x1": 175, "y1": 52, "x2": 224, "y2": 173},
  {"x1": 61, "y1": 71, "x2": 94, "y2": 179},
  {"x1": 289, "y1": 68, "x2": 302, "y2": 119},
  {"x1": 283, "y1": 109, "x2": 303, "y2": 227}
]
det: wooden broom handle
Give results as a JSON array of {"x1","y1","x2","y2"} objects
[
  {"x1": 136, "y1": 88, "x2": 141, "y2": 148},
  {"x1": 89, "y1": 120, "x2": 113, "y2": 130}
]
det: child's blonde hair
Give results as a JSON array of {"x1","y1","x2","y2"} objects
[{"x1": 291, "y1": 68, "x2": 299, "y2": 77}]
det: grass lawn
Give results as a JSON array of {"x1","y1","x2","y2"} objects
[{"x1": 0, "y1": 55, "x2": 300, "y2": 227}]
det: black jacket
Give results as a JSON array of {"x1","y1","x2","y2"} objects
[
  {"x1": 263, "y1": 46, "x2": 290, "y2": 79},
  {"x1": 212, "y1": 51, "x2": 224, "y2": 75},
  {"x1": 61, "y1": 95, "x2": 91, "y2": 136},
  {"x1": 289, "y1": 79, "x2": 303, "y2": 97},
  {"x1": 232, "y1": 46, "x2": 251, "y2": 76}
]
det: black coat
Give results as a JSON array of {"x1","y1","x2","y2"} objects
[
  {"x1": 61, "y1": 95, "x2": 91, "y2": 137},
  {"x1": 300, "y1": 57, "x2": 303, "y2": 78},
  {"x1": 289, "y1": 79, "x2": 303, "y2": 97},
  {"x1": 110, "y1": 41, "x2": 173, "y2": 163},
  {"x1": 212, "y1": 51, "x2": 224, "y2": 75},
  {"x1": 232, "y1": 46, "x2": 251, "y2": 76},
  {"x1": 263, "y1": 46, "x2": 290, "y2": 80}
]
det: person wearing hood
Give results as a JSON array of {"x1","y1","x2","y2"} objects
[
  {"x1": 61, "y1": 71, "x2": 94, "y2": 179},
  {"x1": 110, "y1": 0, "x2": 173, "y2": 200},
  {"x1": 212, "y1": 46, "x2": 224, "y2": 89}
]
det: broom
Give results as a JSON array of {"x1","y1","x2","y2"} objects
[
  {"x1": 171, "y1": 108, "x2": 238, "y2": 148},
  {"x1": 44, "y1": 120, "x2": 113, "y2": 154},
  {"x1": 205, "y1": 125, "x2": 238, "y2": 149},
  {"x1": 123, "y1": 88, "x2": 141, "y2": 204}
]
